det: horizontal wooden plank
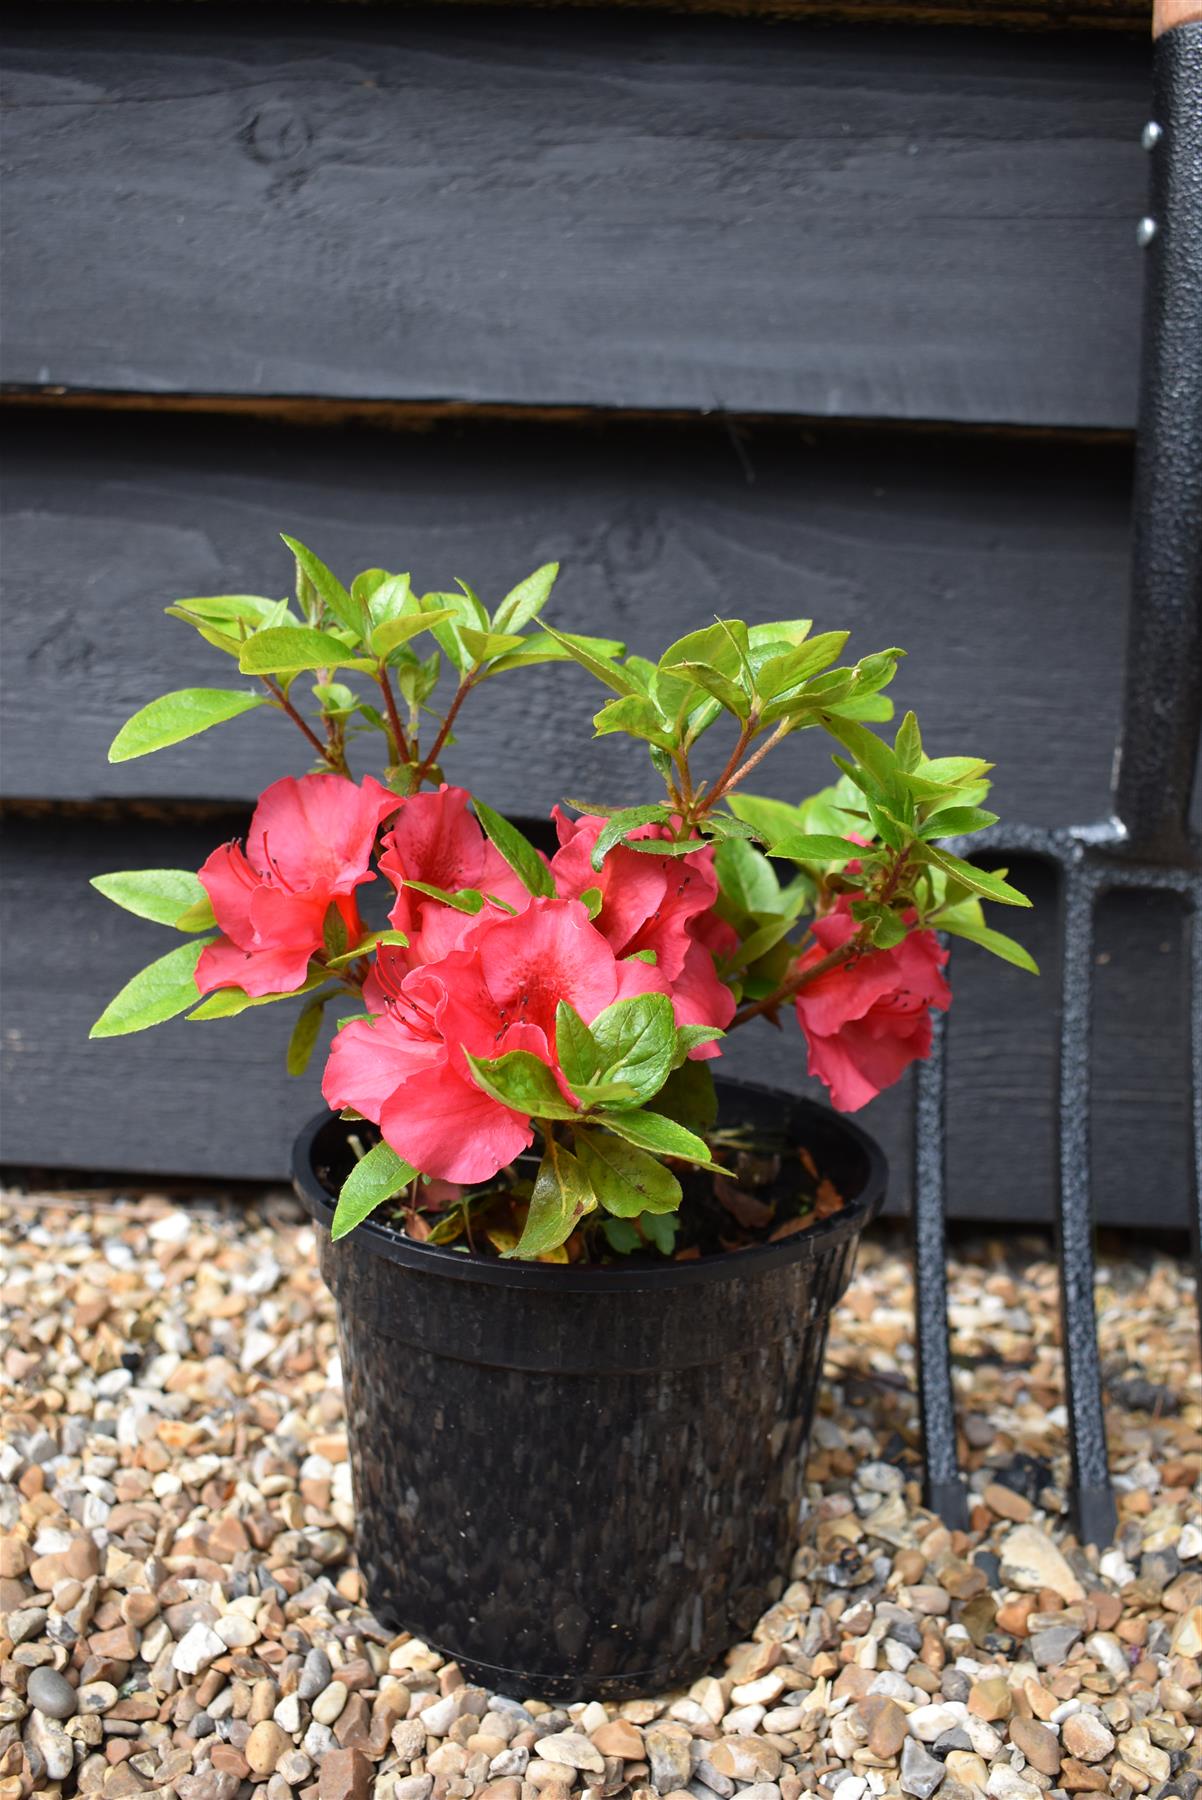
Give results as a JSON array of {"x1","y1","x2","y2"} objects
[
  {"x1": 1, "y1": 411, "x2": 1140, "y2": 833},
  {"x1": 2, "y1": 8, "x2": 1148, "y2": 428},
  {"x1": 0, "y1": 815, "x2": 1189, "y2": 1227}
]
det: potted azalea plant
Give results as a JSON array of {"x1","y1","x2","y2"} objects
[{"x1": 90, "y1": 542, "x2": 1035, "y2": 1698}]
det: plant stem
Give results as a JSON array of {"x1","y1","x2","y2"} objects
[
  {"x1": 261, "y1": 678, "x2": 334, "y2": 767},
  {"x1": 375, "y1": 665, "x2": 411, "y2": 764},
  {"x1": 697, "y1": 718, "x2": 756, "y2": 819},
  {"x1": 708, "y1": 719, "x2": 793, "y2": 807},
  {"x1": 414, "y1": 672, "x2": 476, "y2": 786}
]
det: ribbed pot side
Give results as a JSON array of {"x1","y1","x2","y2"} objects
[{"x1": 295, "y1": 1080, "x2": 887, "y2": 1700}]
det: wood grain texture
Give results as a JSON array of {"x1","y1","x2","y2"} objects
[
  {"x1": 2, "y1": 8, "x2": 1147, "y2": 428},
  {"x1": 0, "y1": 817, "x2": 1189, "y2": 1226},
  {"x1": 1, "y1": 412, "x2": 1140, "y2": 832}
]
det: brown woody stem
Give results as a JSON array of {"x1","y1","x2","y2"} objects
[{"x1": 376, "y1": 665, "x2": 411, "y2": 764}]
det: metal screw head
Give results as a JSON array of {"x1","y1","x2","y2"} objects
[
  {"x1": 1141, "y1": 121, "x2": 1163, "y2": 151},
  {"x1": 1137, "y1": 216, "x2": 1158, "y2": 248}
]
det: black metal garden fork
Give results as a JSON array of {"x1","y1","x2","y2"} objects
[{"x1": 912, "y1": 5, "x2": 1202, "y2": 1546}]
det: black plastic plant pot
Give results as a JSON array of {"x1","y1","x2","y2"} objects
[{"x1": 293, "y1": 1078, "x2": 887, "y2": 1700}]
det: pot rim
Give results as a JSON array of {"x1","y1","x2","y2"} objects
[{"x1": 294, "y1": 1078, "x2": 888, "y2": 1292}]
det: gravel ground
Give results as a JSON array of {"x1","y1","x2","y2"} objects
[{"x1": 1, "y1": 1187, "x2": 1199, "y2": 1800}]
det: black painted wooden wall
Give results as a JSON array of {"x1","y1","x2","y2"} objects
[{"x1": 2, "y1": 3, "x2": 1191, "y2": 1225}]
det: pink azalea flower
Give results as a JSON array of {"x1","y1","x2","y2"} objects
[
  {"x1": 375, "y1": 786, "x2": 535, "y2": 974},
  {"x1": 196, "y1": 774, "x2": 398, "y2": 998},
  {"x1": 549, "y1": 809, "x2": 736, "y2": 1055},
  {"x1": 793, "y1": 895, "x2": 951, "y2": 1112},
  {"x1": 323, "y1": 897, "x2": 669, "y2": 1184}
]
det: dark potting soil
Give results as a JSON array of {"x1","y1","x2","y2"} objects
[{"x1": 313, "y1": 1118, "x2": 846, "y2": 1266}]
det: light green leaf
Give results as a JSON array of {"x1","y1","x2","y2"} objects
[
  {"x1": 541, "y1": 625, "x2": 642, "y2": 696},
  {"x1": 593, "y1": 1107, "x2": 713, "y2": 1163},
  {"x1": 187, "y1": 968, "x2": 330, "y2": 1020},
  {"x1": 575, "y1": 1129, "x2": 682, "y2": 1216},
  {"x1": 459, "y1": 627, "x2": 529, "y2": 664},
  {"x1": 714, "y1": 838, "x2": 779, "y2": 914},
  {"x1": 756, "y1": 630, "x2": 851, "y2": 699},
  {"x1": 472, "y1": 799, "x2": 556, "y2": 898},
  {"x1": 400, "y1": 880, "x2": 487, "y2": 914},
  {"x1": 480, "y1": 631, "x2": 625, "y2": 679},
  {"x1": 239, "y1": 626, "x2": 364, "y2": 676},
  {"x1": 895, "y1": 710, "x2": 923, "y2": 772},
  {"x1": 465, "y1": 1050, "x2": 579, "y2": 1119},
  {"x1": 108, "y1": 689, "x2": 265, "y2": 762},
  {"x1": 281, "y1": 535, "x2": 362, "y2": 636},
  {"x1": 919, "y1": 806, "x2": 999, "y2": 839},
  {"x1": 921, "y1": 846, "x2": 1032, "y2": 908},
  {"x1": 89, "y1": 938, "x2": 215, "y2": 1038},
  {"x1": 939, "y1": 912, "x2": 1039, "y2": 974},
  {"x1": 587, "y1": 993, "x2": 677, "y2": 1105},
  {"x1": 491, "y1": 562, "x2": 560, "y2": 633},
  {"x1": 507, "y1": 1136, "x2": 596, "y2": 1259},
  {"x1": 331, "y1": 1140, "x2": 417, "y2": 1241},
  {"x1": 420, "y1": 588, "x2": 490, "y2": 672},
  {"x1": 324, "y1": 928, "x2": 410, "y2": 970},
  {"x1": 768, "y1": 831, "x2": 862, "y2": 864},
  {"x1": 660, "y1": 661, "x2": 750, "y2": 719},
  {"x1": 653, "y1": 1060, "x2": 719, "y2": 1135},
  {"x1": 592, "y1": 695, "x2": 678, "y2": 750},
  {"x1": 370, "y1": 608, "x2": 454, "y2": 659},
  {"x1": 555, "y1": 1001, "x2": 599, "y2": 1090},
  {"x1": 90, "y1": 869, "x2": 211, "y2": 931},
  {"x1": 725, "y1": 792, "x2": 804, "y2": 844}
]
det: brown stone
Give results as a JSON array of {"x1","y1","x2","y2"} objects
[
  {"x1": 89, "y1": 1627, "x2": 139, "y2": 1661},
  {"x1": 968, "y1": 1677, "x2": 1012, "y2": 1722},
  {"x1": 983, "y1": 1483, "x2": 1033, "y2": 1523},
  {"x1": 1010, "y1": 1717, "x2": 1061, "y2": 1776},
  {"x1": 245, "y1": 1720, "x2": 291, "y2": 1776},
  {"x1": 996, "y1": 1597, "x2": 1037, "y2": 1638},
  {"x1": 855, "y1": 1696, "x2": 906, "y2": 1759},
  {"x1": 939, "y1": 1561, "x2": 987, "y2": 1600},
  {"x1": 590, "y1": 1721, "x2": 645, "y2": 1761},
  {"x1": 707, "y1": 1738, "x2": 782, "y2": 1782},
  {"x1": 1060, "y1": 1757, "x2": 1109, "y2": 1792},
  {"x1": 333, "y1": 1693, "x2": 373, "y2": 1750},
  {"x1": 317, "y1": 1748, "x2": 372, "y2": 1800},
  {"x1": 210, "y1": 1746, "x2": 250, "y2": 1779}
]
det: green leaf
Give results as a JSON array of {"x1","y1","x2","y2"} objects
[
  {"x1": 821, "y1": 714, "x2": 899, "y2": 792},
  {"x1": 187, "y1": 968, "x2": 330, "y2": 1019},
  {"x1": 89, "y1": 938, "x2": 214, "y2": 1038},
  {"x1": 725, "y1": 792, "x2": 804, "y2": 844},
  {"x1": 592, "y1": 695, "x2": 678, "y2": 750},
  {"x1": 575, "y1": 1129, "x2": 682, "y2": 1217},
  {"x1": 541, "y1": 625, "x2": 641, "y2": 696},
  {"x1": 602, "y1": 1217, "x2": 642, "y2": 1255},
  {"x1": 421, "y1": 587, "x2": 490, "y2": 672},
  {"x1": 491, "y1": 562, "x2": 559, "y2": 633},
  {"x1": 281, "y1": 535, "x2": 362, "y2": 636},
  {"x1": 589, "y1": 804, "x2": 675, "y2": 870},
  {"x1": 465, "y1": 1050, "x2": 579, "y2": 1119},
  {"x1": 659, "y1": 620, "x2": 749, "y2": 677},
  {"x1": 587, "y1": 993, "x2": 678, "y2": 1105},
  {"x1": 508, "y1": 1136, "x2": 596, "y2": 1258},
  {"x1": 472, "y1": 799, "x2": 556, "y2": 898},
  {"x1": 919, "y1": 806, "x2": 999, "y2": 839},
  {"x1": 593, "y1": 1107, "x2": 713, "y2": 1163},
  {"x1": 173, "y1": 895, "x2": 219, "y2": 932},
  {"x1": 480, "y1": 631, "x2": 625, "y2": 679},
  {"x1": 90, "y1": 869, "x2": 211, "y2": 931},
  {"x1": 939, "y1": 912, "x2": 1039, "y2": 974},
  {"x1": 555, "y1": 1002, "x2": 599, "y2": 1090},
  {"x1": 921, "y1": 846, "x2": 1032, "y2": 907},
  {"x1": 239, "y1": 626, "x2": 364, "y2": 676},
  {"x1": 732, "y1": 911, "x2": 806, "y2": 969},
  {"x1": 868, "y1": 908, "x2": 908, "y2": 948},
  {"x1": 331, "y1": 1140, "x2": 417, "y2": 1241},
  {"x1": 459, "y1": 627, "x2": 529, "y2": 664},
  {"x1": 286, "y1": 994, "x2": 329, "y2": 1076},
  {"x1": 660, "y1": 661, "x2": 750, "y2": 719},
  {"x1": 370, "y1": 609, "x2": 454, "y2": 659},
  {"x1": 756, "y1": 630, "x2": 851, "y2": 699},
  {"x1": 323, "y1": 928, "x2": 410, "y2": 969},
  {"x1": 674, "y1": 1024, "x2": 723, "y2": 1063},
  {"x1": 653, "y1": 1060, "x2": 719, "y2": 1135},
  {"x1": 363, "y1": 571, "x2": 412, "y2": 626},
  {"x1": 895, "y1": 710, "x2": 923, "y2": 772},
  {"x1": 714, "y1": 838, "x2": 779, "y2": 914},
  {"x1": 108, "y1": 689, "x2": 265, "y2": 762},
  {"x1": 768, "y1": 831, "x2": 862, "y2": 864}
]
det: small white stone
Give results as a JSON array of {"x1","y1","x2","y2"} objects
[
  {"x1": 311, "y1": 1683, "x2": 349, "y2": 1726},
  {"x1": 534, "y1": 1732, "x2": 606, "y2": 1775},
  {"x1": 273, "y1": 1693, "x2": 303, "y2": 1734},
  {"x1": 172, "y1": 1622, "x2": 225, "y2": 1674},
  {"x1": 1177, "y1": 1521, "x2": 1202, "y2": 1561},
  {"x1": 907, "y1": 1701, "x2": 969, "y2": 1742},
  {"x1": 148, "y1": 1211, "x2": 191, "y2": 1243},
  {"x1": 730, "y1": 1672, "x2": 785, "y2": 1707},
  {"x1": 215, "y1": 1611, "x2": 261, "y2": 1649}
]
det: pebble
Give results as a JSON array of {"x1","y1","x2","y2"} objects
[
  {"x1": 26, "y1": 1665, "x2": 77, "y2": 1719},
  {"x1": 0, "y1": 1195, "x2": 1195, "y2": 1800},
  {"x1": 1060, "y1": 1711, "x2": 1114, "y2": 1763},
  {"x1": 899, "y1": 1736, "x2": 946, "y2": 1798}
]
